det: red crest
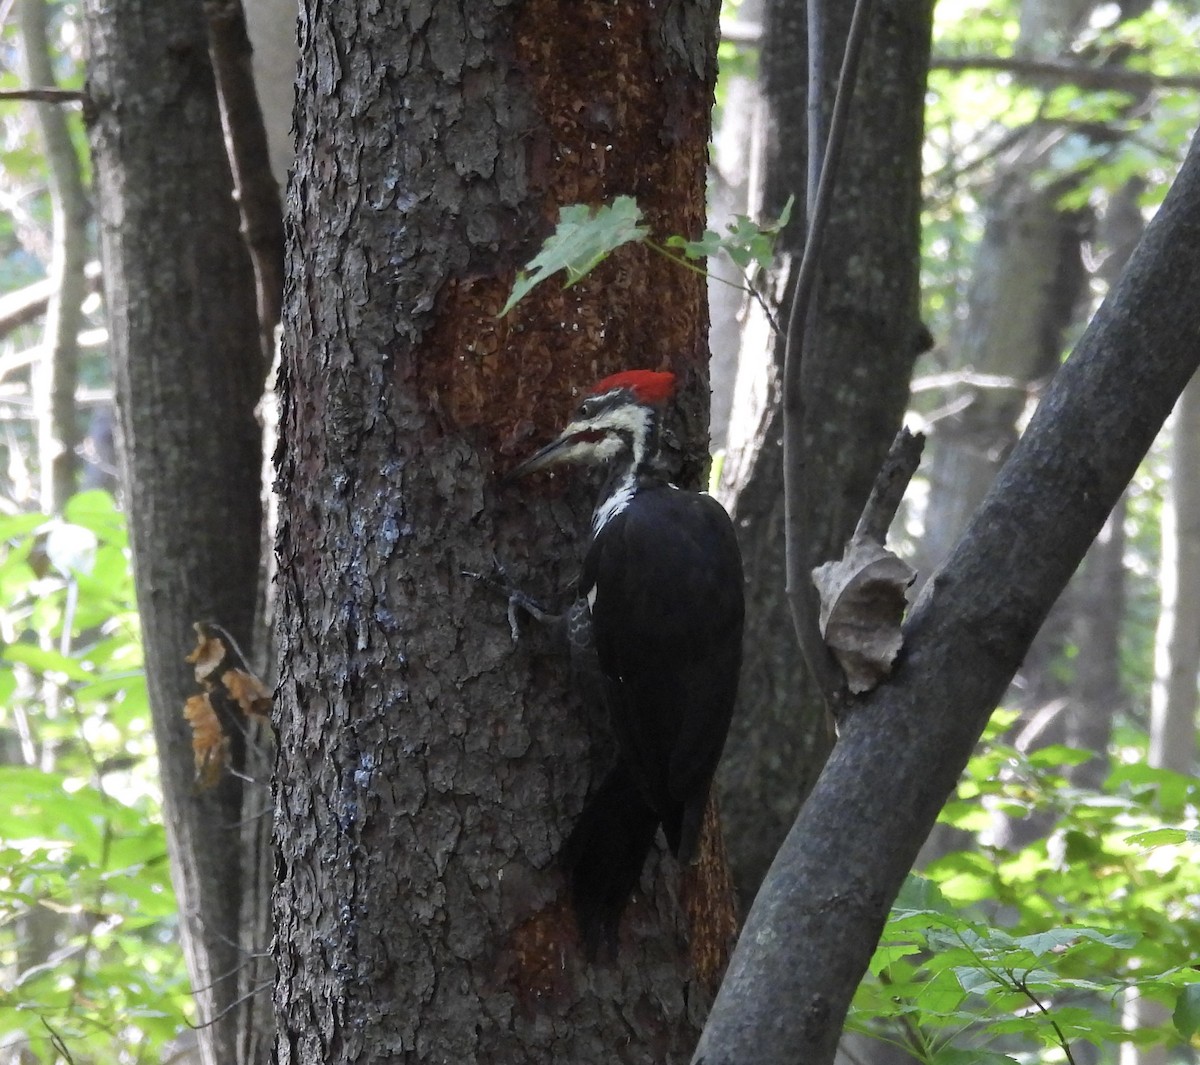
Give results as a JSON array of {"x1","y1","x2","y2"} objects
[{"x1": 589, "y1": 370, "x2": 677, "y2": 405}]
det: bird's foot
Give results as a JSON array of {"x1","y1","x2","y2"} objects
[{"x1": 463, "y1": 556, "x2": 561, "y2": 642}]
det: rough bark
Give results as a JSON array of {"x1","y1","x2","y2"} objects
[
  {"x1": 82, "y1": 1, "x2": 267, "y2": 1061},
  {"x1": 716, "y1": 0, "x2": 933, "y2": 902},
  {"x1": 693, "y1": 124, "x2": 1200, "y2": 1065},
  {"x1": 273, "y1": 4, "x2": 727, "y2": 1063},
  {"x1": 18, "y1": 0, "x2": 89, "y2": 511}
]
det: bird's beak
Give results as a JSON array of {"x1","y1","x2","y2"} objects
[
  {"x1": 506, "y1": 430, "x2": 575, "y2": 480},
  {"x1": 507, "y1": 420, "x2": 603, "y2": 481}
]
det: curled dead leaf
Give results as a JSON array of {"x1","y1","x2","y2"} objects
[
  {"x1": 181, "y1": 622, "x2": 272, "y2": 787},
  {"x1": 813, "y1": 538, "x2": 915, "y2": 695},
  {"x1": 223, "y1": 668, "x2": 272, "y2": 718},
  {"x1": 183, "y1": 693, "x2": 229, "y2": 788}
]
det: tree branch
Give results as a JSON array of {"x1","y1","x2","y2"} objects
[
  {"x1": 931, "y1": 54, "x2": 1200, "y2": 93},
  {"x1": 203, "y1": 0, "x2": 285, "y2": 375},
  {"x1": 694, "y1": 125, "x2": 1200, "y2": 1065},
  {"x1": 851, "y1": 428, "x2": 924, "y2": 545},
  {"x1": 0, "y1": 86, "x2": 87, "y2": 102},
  {"x1": 0, "y1": 262, "x2": 101, "y2": 339}
]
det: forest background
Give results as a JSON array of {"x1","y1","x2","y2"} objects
[{"x1": 0, "y1": 0, "x2": 1198, "y2": 1063}]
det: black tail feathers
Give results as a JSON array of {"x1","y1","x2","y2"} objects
[{"x1": 560, "y1": 761, "x2": 660, "y2": 957}]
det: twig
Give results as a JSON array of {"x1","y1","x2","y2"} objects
[
  {"x1": 781, "y1": 0, "x2": 874, "y2": 715},
  {"x1": 202, "y1": 0, "x2": 285, "y2": 376},
  {"x1": 185, "y1": 979, "x2": 273, "y2": 1030},
  {"x1": 0, "y1": 261, "x2": 102, "y2": 340},
  {"x1": 931, "y1": 54, "x2": 1200, "y2": 94},
  {"x1": 644, "y1": 239, "x2": 783, "y2": 336},
  {"x1": 1012, "y1": 971, "x2": 1078, "y2": 1065},
  {"x1": 0, "y1": 87, "x2": 86, "y2": 103},
  {"x1": 851, "y1": 429, "x2": 925, "y2": 545},
  {"x1": 40, "y1": 1018, "x2": 77, "y2": 1065}
]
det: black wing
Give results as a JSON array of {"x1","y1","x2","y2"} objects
[{"x1": 582, "y1": 484, "x2": 744, "y2": 859}]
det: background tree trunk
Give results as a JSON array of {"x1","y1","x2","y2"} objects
[
  {"x1": 18, "y1": 0, "x2": 88, "y2": 511},
  {"x1": 716, "y1": 0, "x2": 934, "y2": 903},
  {"x1": 1149, "y1": 375, "x2": 1200, "y2": 775},
  {"x1": 273, "y1": 4, "x2": 730, "y2": 1062},
  {"x1": 82, "y1": 1, "x2": 269, "y2": 1060}
]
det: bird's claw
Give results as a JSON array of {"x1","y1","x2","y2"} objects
[{"x1": 463, "y1": 556, "x2": 554, "y2": 644}]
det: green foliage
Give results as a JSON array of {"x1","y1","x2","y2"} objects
[
  {"x1": 500, "y1": 195, "x2": 792, "y2": 323},
  {"x1": 0, "y1": 492, "x2": 189, "y2": 1063},
  {"x1": 849, "y1": 718, "x2": 1200, "y2": 1062},
  {"x1": 919, "y1": 0, "x2": 1199, "y2": 344},
  {"x1": 499, "y1": 197, "x2": 649, "y2": 316},
  {"x1": 664, "y1": 195, "x2": 793, "y2": 272}
]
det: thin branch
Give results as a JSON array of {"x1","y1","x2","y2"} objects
[
  {"x1": 714, "y1": 31, "x2": 1200, "y2": 93},
  {"x1": 781, "y1": 0, "x2": 874, "y2": 715},
  {"x1": 185, "y1": 979, "x2": 273, "y2": 1031},
  {"x1": 644, "y1": 239, "x2": 783, "y2": 336},
  {"x1": 0, "y1": 86, "x2": 86, "y2": 103},
  {"x1": 1012, "y1": 972, "x2": 1078, "y2": 1065},
  {"x1": 851, "y1": 428, "x2": 925, "y2": 545},
  {"x1": 202, "y1": 0, "x2": 285, "y2": 375},
  {"x1": 0, "y1": 261, "x2": 102, "y2": 339},
  {"x1": 19, "y1": 0, "x2": 90, "y2": 510},
  {"x1": 931, "y1": 54, "x2": 1200, "y2": 94}
]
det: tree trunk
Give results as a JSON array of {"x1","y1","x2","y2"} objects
[
  {"x1": 694, "y1": 124, "x2": 1200, "y2": 1065},
  {"x1": 706, "y1": 0, "x2": 762, "y2": 452},
  {"x1": 273, "y1": 4, "x2": 729, "y2": 1062},
  {"x1": 716, "y1": 0, "x2": 934, "y2": 903},
  {"x1": 82, "y1": 1, "x2": 268, "y2": 1061},
  {"x1": 1149, "y1": 375, "x2": 1200, "y2": 774}
]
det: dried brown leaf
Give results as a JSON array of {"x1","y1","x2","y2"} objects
[
  {"x1": 183, "y1": 693, "x2": 229, "y2": 787},
  {"x1": 185, "y1": 627, "x2": 226, "y2": 684},
  {"x1": 813, "y1": 538, "x2": 915, "y2": 695},
  {"x1": 223, "y1": 668, "x2": 272, "y2": 718}
]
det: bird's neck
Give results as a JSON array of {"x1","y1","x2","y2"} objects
[{"x1": 590, "y1": 417, "x2": 663, "y2": 537}]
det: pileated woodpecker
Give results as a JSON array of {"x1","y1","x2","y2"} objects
[{"x1": 509, "y1": 369, "x2": 744, "y2": 952}]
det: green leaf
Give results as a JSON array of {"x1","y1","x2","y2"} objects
[
  {"x1": 665, "y1": 196, "x2": 794, "y2": 272},
  {"x1": 499, "y1": 197, "x2": 649, "y2": 316},
  {"x1": 2, "y1": 642, "x2": 94, "y2": 682},
  {"x1": 0, "y1": 512, "x2": 48, "y2": 542},
  {"x1": 1174, "y1": 982, "x2": 1200, "y2": 1040},
  {"x1": 893, "y1": 873, "x2": 952, "y2": 915},
  {"x1": 1127, "y1": 827, "x2": 1196, "y2": 848}
]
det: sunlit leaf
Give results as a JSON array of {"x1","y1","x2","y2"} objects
[{"x1": 499, "y1": 197, "x2": 649, "y2": 316}]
